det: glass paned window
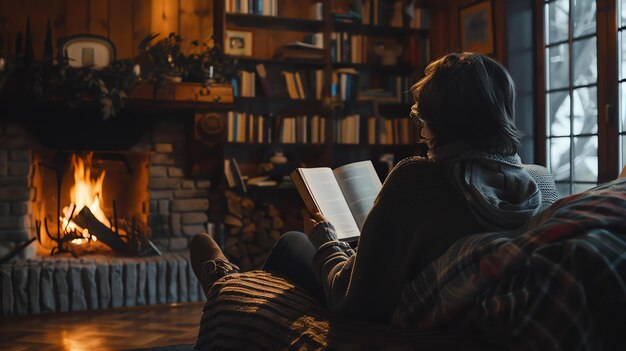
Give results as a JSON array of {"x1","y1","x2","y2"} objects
[
  {"x1": 618, "y1": 83, "x2": 626, "y2": 133},
  {"x1": 544, "y1": 0, "x2": 598, "y2": 195},
  {"x1": 546, "y1": 0, "x2": 570, "y2": 44},
  {"x1": 573, "y1": 37, "x2": 598, "y2": 85},
  {"x1": 572, "y1": 0, "x2": 596, "y2": 37},
  {"x1": 572, "y1": 87, "x2": 597, "y2": 135},
  {"x1": 573, "y1": 136, "x2": 598, "y2": 181},
  {"x1": 618, "y1": 30, "x2": 626, "y2": 79},
  {"x1": 548, "y1": 91, "x2": 571, "y2": 136},
  {"x1": 550, "y1": 137, "x2": 571, "y2": 181},
  {"x1": 573, "y1": 183, "x2": 596, "y2": 193},
  {"x1": 547, "y1": 44, "x2": 570, "y2": 90}
]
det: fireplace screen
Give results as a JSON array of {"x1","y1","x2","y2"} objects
[{"x1": 33, "y1": 151, "x2": 151, "y2": 256}]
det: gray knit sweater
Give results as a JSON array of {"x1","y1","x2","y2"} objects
[{"x1": 309, "y1": 154, "x2": 542, "y2": 323}]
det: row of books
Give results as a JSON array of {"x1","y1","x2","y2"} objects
[
  {"x1": 226, "y1": 112, "x2": 327, "y2": 144},
  {"x1": 232, "y1": 71, "x2": 256, "y2": 97},
  {"x1": 225, "y1": 0, "x2": 278, "y2": 16},
  {"x1": 331, "y1": 32, "x2": 366, "y2": 64},
  {"x1": 236, "y1": 64, "x2": 410, "y2": 103},
  {"x1": 254, "y1": 64, "x2": 324, "y2": 99},
  {"x1": 331, "y1": 68, "x2": 359, "y2": 101},
  {"x1": 226, "y1": 111, "x2": 416, "y2": 145},
  {"x1": 334, "y1": 115, "x2": 417, "y2": 145}
]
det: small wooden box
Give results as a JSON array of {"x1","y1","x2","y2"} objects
[
  {"x1": 173, "y1": 83, "x2": 234, "y2": 103},
  {"x1": 130, "y1": 82, "x2": 233, "y2": 103}
]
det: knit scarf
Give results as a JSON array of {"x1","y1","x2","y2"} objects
[{"x1": 429, "y1": 143, "x2": 542, "y2": 231}]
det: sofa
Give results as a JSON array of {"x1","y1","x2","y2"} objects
[{"x1": 195, "y1": 173, "x2": 626, "y2": 350}]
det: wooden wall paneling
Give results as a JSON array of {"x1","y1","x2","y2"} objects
[
  {"x1": 280, "y1": 0, "x2": 314, "y2": 19},
  {"x1": 427, "y1": 0, "x2": 506, "y2": 63},
  {"x1": 427, "y1": 0, "x2": 457, "y2": 60},
  {"x1": 88, "y1": 0, "x2": 109, "y2": 37},
  {"x1": 493, "y1": 0, "x2": 506, "y2": 64},
  {"x1": 179, "y1": 0, "x2": 209, "y2": 54},
  {"x1": 17, "y1": 0, "x2": 66, "y2": 60},
  {"x1": 5, "y1": 0, "x2": 30, "y2": 57},
  {"x1": 65, "y1": 0, "x2": 89, "y2": 35},
  {"x1": 109, "y1": 0, "x2": 133, "y2": 58},
  {"x1": 133, "y1": 0, "x2": 152, "y2": 57},
  {"x1": 151, "y1": 0, "x2": 179, "y2": 42}
]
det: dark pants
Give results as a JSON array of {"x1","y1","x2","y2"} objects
[{"x1": 263, "y1": 231, "x2": 326, "y2": 304}]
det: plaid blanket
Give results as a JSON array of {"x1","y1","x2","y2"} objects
[{"x1": 393, "y1": 178, "x2": 626, "y2": 350}]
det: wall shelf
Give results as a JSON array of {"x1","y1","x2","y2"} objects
[{"x1": 226, "y1": 14, "x2": 323, "y2": 32}]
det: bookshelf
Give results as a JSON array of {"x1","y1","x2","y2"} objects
[{"x1": 210, "y1": 0, "x2": 430, "y2": 233}]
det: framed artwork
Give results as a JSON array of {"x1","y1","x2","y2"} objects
[
  {"x1": 459, "y1": 0, "x2": 494, "y2": 54},
  {"x1": 58, "y1": 34, "x2": 116, "y2": 68},
  {"x1": 224, "y1": 30, "x2": 253, "y2": 56}
]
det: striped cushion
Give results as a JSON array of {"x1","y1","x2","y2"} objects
[{"x1": 195, "y1": 271, "x2": 502, "y2": 350}]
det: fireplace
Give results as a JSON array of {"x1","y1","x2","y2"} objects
[
  {"x1": 33, "y1": 151, "x2": 151, "y2": 256},
  {"x1": 0, "y1": 114, "x2": 214, "y2": 316}
]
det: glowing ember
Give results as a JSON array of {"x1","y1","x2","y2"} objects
[{"x1": 62, "y1": 154, "x2": 109, "y2": 245}]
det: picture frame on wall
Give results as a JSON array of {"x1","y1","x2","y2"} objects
[
  {"x1": 224, "y1": 30, "x2": 253, "y2": 56},
  {"x1": 58, "y1": 34, "x2": 116, "y2": 68},
  {"x1": 459, "y1": 0, "x2": 494, "y2": 55}
]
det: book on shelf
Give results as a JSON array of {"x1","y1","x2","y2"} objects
[
  {"x1": 332, "y1": 68, "x2": 359, "y2": 101},
  {"x1": 225, "y1": 0, "x2": 277, "y2": 16},
  {"x1": 290, "y1": 160, "x2": 382, "y2": 241},
  {"x1": 256, "y1": 63, "x2": 288, "y2": 98},
  {"x1": 273, "y1": 42, "x2": 325, "y2": 61},
  {"x1": 233, "y1": 70, "x2": 256, "y2": 97},
  {"x1": 224, "y1": 158, "x2": 247, "y2": 193},
  {"x1": 310, "y1": 2, "x2": 323, "y2": 20},
  {"x1": 226, "y1": 112, "x2": 326, "y2": 144},
  {"x1": 365, "y1": 115, "x2": 415, "y2": 145}
]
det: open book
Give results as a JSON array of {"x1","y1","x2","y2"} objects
[{"x1": 290, "y1": 160, "x2": 382, "y2": 241}]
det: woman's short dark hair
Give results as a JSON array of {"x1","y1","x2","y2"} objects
[{"x1": 410, "y1": 52, "x2": 522, "y2": 155}]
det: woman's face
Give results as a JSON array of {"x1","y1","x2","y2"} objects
[{"x1": 421, "y1": 122, "x2": 435, "y2": 149}]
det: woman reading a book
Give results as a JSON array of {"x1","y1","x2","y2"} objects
[{"x1": 190, "y1": 52, "x2": 549, "y2": 322}]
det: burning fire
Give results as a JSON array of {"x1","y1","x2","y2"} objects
[{"x1": 62, "y1": 154, "x2": 109, "y2": 245}]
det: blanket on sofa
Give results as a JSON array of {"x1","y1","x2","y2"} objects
[
  {"x1": 196, "y1": 179, "x2": 626, "y2": 351},
  {"x1": 195, "y1": 270, "x2": 503, "y2": 350},
  {"x1": 394, "y1": 178, "x2": 626, "y2": 350}
]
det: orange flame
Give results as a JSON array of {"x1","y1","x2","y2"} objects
[{"x1": 62, "y1": 153, "x2": 108, "y2": 244}]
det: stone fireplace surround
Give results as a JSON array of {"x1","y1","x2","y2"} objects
[{"x1": 0, "y1": 115, "x2": 213, "y2": 316}]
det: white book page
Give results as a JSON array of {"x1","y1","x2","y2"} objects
[
  {"x1": 300, "y1": 168, "x2": 361, "y2": 240},
  {"x1": 333, "y1": 161, "x2": 382, "y2": 230}
]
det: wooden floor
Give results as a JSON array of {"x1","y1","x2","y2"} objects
[{"x1": 0, "y1": 302, "x2": 204, "y2": 351}]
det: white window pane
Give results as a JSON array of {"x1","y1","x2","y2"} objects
[
  {"x1": 573, "y1": 183, "x2": 596, "y2": 194},
  {"x1": 550, "y1": 137, "x2": 571, "y2": 181},
  {"x1": 621, "y1": 32, "x2": 626, "y2": 80},
  {"x1": 573, "y1": 136, "x2": 598, "y2": 182},
  {"x1": 556, "y1": 182, "x2": 571, "y2": 196},
  {"x1": 573, "y1": 37, "x2": 597, "y2": 86},
  {"x1": 546, "y1": 0, "x2": 570, "y2": 44},
  {"x1": 548, "y1": 91, "x2": 570, "y2": 136},
  {"x1": 621, "y1": 135, "x2": 626, "y2": 171},
  {"x1": 572, "y1": 86, "x2": 597, "y2": 135},
  {"x1": 572, "y1": 0, "x2": 596, "y2": 38},
  {"x1": 547, "y1": 44, "x2": 570, "y2": 90},
  {"x1": 618, "y1": 83, "x2": 626, "y2": 132},
  {"x1": 622, "y1": 0, "x2": 626, "y2": 27}
]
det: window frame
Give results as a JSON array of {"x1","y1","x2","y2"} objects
[{"x1": 535, "y1": 0, "x2": 620, "y2": 188}]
